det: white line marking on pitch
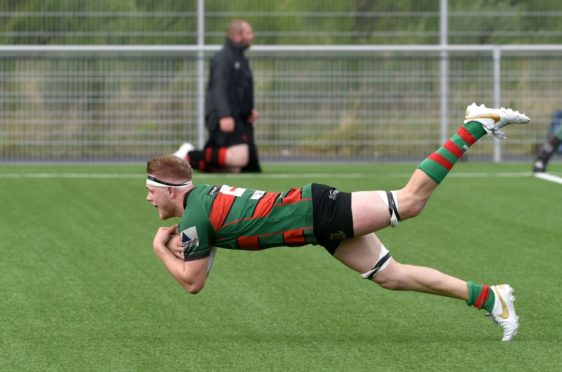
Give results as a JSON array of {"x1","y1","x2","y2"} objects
[
  {"x1": 0, "y1": 171, "x2": 538, "y2": 180},
  {"x1": 533, "y1": 172, "x2": 562, "y2": 185}
]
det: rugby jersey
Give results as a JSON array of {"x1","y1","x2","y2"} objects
[{"x1": 178, "y1": 184, "x2": 316, "y2": 261}]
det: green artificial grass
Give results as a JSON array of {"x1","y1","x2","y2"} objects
[{"x1": 1, "y1": 163, "x2": 561, "y2": 371}]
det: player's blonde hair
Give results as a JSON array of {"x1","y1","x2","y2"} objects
[{"x1": 146, "y1": 156, "x2": 192, "y2": 183}]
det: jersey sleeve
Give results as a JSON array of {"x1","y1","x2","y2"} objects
[{"x1": 178, "y1": 213, "x2": 213, "y2": 262}]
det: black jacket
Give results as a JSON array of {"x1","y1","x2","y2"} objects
[{"x1": 205, "y1": 38, "x2": 254, "y2": 127}]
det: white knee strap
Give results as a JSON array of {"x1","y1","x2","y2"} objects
[
  {"x1": 361, "y1": 244, "x2": 391, "y2": 280},
  {"x1": 376, "y1": 190, "x2": 401, "y2": 227}
]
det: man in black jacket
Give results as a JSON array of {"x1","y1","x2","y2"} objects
[{"x1": 175, "y1": 20, "x2": 262, "y2": 173}]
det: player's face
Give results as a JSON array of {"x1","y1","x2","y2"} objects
[{"x1": 146, "y1": 185, "x2": 175, "y2": 220}]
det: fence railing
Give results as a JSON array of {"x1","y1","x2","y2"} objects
[{"x1": 1, "y1": 44, "x2": 561, "y2": 163}]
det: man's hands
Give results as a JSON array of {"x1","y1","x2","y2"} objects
[
  {"x1": 247, "y1": 109, "x2": 259, "y2": 126},
  {"x1": 153, "y1": 224, "x2": 184, "y2": 260},
  {"x1": 219, "y1": 110, "x2": 259, "y2": 133},
  {"x1": 219, "y1": 116, "x2": 235, "y2": 133},
  {"x1": 152, "y1": 224, "x2": 210, "y2": 294}
]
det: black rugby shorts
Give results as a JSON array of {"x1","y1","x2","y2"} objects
[{"x1": 311, "y1": 183, "x2": 354, "y2": 255}]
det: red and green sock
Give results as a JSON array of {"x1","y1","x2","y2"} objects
[
  {"x1": 418, "y1": 121, "x2": 487, "y2": 183},
  {"x1": 466, "y1": 281, "x2": 495, "y2": 313},
  {"x1": 187, "y1": 146, "x2": 227, "y2": 172}
]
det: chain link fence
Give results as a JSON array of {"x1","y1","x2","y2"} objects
[
  {"x1": 1, "y1": 1, "x2": 561, "y2": 162},
  {"x1": 1, "y1": 46, "x2": 560, "y2": 162}
]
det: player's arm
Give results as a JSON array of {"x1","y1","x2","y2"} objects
[
  {"x1": 211, "y1": 57, "x2": 236, "y2": 133},
  {"x1": 152, "y1": 225, "x2": 209, "y2": 294}
]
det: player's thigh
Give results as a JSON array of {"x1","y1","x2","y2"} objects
[
  {"x1": 351, "y1": 191, "x2": 391, "y2": 234},
  {"x1": 226, "y1": 144, "x2": 249, "y2": 167},
  {"x1": 333, "y1": 233, "x2": 383, "y2": 273}
]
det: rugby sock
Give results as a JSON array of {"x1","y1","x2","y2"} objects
[
  {"x1": 466, "y1": 281, "x2": 495, "y2": 313},
  {"x1": 186, "y1": 147, "x2": 227, "y2": 172},
  {"x1": 205, "y1": 146, "x2": 228, "y2": 167},
  {"x1": 186, "y1": 150, "x2": 207, "y2": 171},
  {"x1": 417, "y1": 121, "x2": 487, "y2": 183}
]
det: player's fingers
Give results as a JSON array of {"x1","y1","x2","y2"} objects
[{"x1": 167, "y1": 224, "x2": 178, "y2": 234}]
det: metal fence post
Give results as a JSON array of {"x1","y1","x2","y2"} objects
[
  {"x1": 493, "y1": 47, "x2": 502, "y2": 162},
  {"x1": 439, "y1": 0, "x2": 449, "y2": 146},
  {"x1": 197, "y1": 0, "x2": 205, "y2": 149}
]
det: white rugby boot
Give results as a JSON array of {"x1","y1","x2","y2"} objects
[
  {"x1": 488, "y1": 284, "x2": 519, "y2": 341},
  {"x1": 174, "y1": 142, "x2": 194, "y2": 161},
  {"x1": 532, "y1": 159, "x2": 546, "y2": 173},
  {"x1": 464, "y1": 103, "x2": 530, "y2": 140}
]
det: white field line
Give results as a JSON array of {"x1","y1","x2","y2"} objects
[
  {"x1": 0, "y1": 171, "x2": 540, "y2": 180},
  {"x1": 533, "y1": 172, "x2": 562, "y2": 185}
]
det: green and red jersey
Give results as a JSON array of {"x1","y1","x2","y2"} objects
[{"x1": 178, "y1": 184, "x2": 316, "y2": 261}]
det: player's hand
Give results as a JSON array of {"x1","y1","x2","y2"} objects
[
  {"x1": 248, "y1": 109, "x2": 259, "y2": 126},
  {"x1": 166, "y1": 234, "x2": 185, "y2": 260},
  {"x1": 219, "y1": 117, "x2": 235, "y2": 133},
  {"x1": 153, "y1": 224, "x2": 178, "y2": 251}
]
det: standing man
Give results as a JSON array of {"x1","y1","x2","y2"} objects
[
  {"x1": 147, "y1": 103, "x2": 530, "y2": 341},
  {"x1": 175, "y1": 20, "x2": 261, "y2": 173}
]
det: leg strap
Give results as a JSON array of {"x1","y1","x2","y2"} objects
[
  {"x1": 361, "y1": 244, "x2": 392, "y2": 280},
  {"x1": 377, "y1": 190, "x2": 401, "y2": 227}
]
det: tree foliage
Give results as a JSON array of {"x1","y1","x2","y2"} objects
[{"x1": 1, "y1": 0, "x2": 562, "y2": 45}]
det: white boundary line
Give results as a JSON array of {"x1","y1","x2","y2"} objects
[
  {"x1": 533, "y1": 172, "x2": 562, "y2": 185},
  {"x1": 0, "y1": 173, "x2": 143, "y2": 179},
  {"x1": 0, "y1": 171, "x2": 541, "y2": 180}
]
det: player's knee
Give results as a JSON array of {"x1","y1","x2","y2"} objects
[
  {"x1": 374, "y1": 276, "x2": 407, "y2": 291},
  {"x1": 233, "y1": 153, "x2": 249, "y2": 167},
  {"x1": 227, "y1": 166, "x2": 242, "y2": 173},
  {"x1": 408, "y1": 195, "x2": 429, "y2": 218},
  {"x1": 182, "y1": 283, "x2": 205, "y2": 294},
  {"x1": 372, "y1": 261, "x2": 409, "y2": 291},
  {"x1": 397, "y1": 189, "x2": 429, "y2": 220},
  {"x1": 360, "y1": 244, "x2": 398, "y2": 286},
  {"x1": 226, "y1": 145, "x2": 249, "y2": 167},
  {"x1": 226, "y1": 157, "x2": 248, "y2": 168}
]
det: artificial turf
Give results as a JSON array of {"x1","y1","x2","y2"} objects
[{"x1": 1, "y1": 163, "x2": 561, "y2": 371}]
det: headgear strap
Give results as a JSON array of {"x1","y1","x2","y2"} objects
[{"x1": 146, "y1": 175, "x2": 192, "y2": 189}]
